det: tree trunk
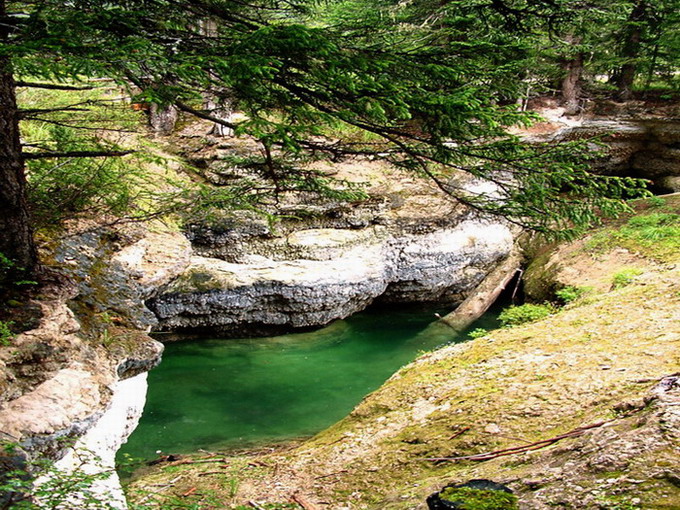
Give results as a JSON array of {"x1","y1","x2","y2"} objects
[
  {"x1": 560, "y1": 35, "x2": 584, "y2": 116},
  {"x1": 200, "y1": 19, "x2": 234, "y2": 137},
  {"x1": 616, "y1": 0, "x2": 646, "y2": 101},
  {"x1": 204, "y1": 92, "x2": 234, "y2": 137},
  {"x1": 149, "y1": 103, "x2": 179, "y2": 135},
  {"x1": 0, "y1": 0, "x2": 38, "y2": 279},
  {"x1": 439, "y1": 248, "x2": 523, "y2": 332}
]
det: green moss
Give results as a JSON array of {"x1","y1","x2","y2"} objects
[
  {"x1": 523, "y1": 250, "x2": 560, "y2": 302},
  {"x1": 439, "y1": 487, "x2": 518, "y2": 510}
]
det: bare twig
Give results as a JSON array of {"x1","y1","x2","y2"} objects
[
  {"x1": 448, "y1": 426, "x2": 471, "y2": 440},
  {"x1": 291, "y1": 492, "x2": 320, "y2": 510},
  {"x1": 314, "y1": 470, "x2": 348, "y2": 480},
  {"x1": 138, "y1": 474, "x2": 184, "y2": 504},
  {"x1": 167, "y1": 457, "x2": 228, "y2": 467},
  {"x1": 424, "y1": 421, "x2": 609, "y2": 462},
  {"x1": 197, "y1": 470, "x2": 228, "y2": 477}
]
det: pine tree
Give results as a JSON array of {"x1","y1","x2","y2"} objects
[{"x1": 0, "y1": 0, "x2": 655, "y2": 283}]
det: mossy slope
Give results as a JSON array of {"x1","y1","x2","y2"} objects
[{"x1": 128, "y1": 196, "x2": 680, "y2": 510}]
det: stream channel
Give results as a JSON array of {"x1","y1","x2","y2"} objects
[{"x1": 117, "y1": 304, "x2": 499, "y2": 471}]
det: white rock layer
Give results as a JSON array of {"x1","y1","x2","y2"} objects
[
  {"x1": 150, "y1": 219, "x2": 515, "y2": 333},
  {"x1": 34, "y1": 373, "x2": 148, "y2": 509}
]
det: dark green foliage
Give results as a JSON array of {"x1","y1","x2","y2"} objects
[
  {"x1": 0, "y1": 319, "x2": 13, "y2": 345},
  {"x1": 3, "y1": 0, "x2": 656, "y2": 240},
  {"x1": 468, "y1": 328, "x2": 488, "y2": 339},
  {"x1": 0, "y1": 446, "x2": 116, "y2": 510},
  {"x1": 25, "y1": 125, "x2": 151, "y2": 228},
  {"x1": 555, "y1": 285, "x2": 587, "y2": 304}
]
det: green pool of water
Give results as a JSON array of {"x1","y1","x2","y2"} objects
[{"x1": 118, "y1": 304, "x2": 497, "y2": 465}]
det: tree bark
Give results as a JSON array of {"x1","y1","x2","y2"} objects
[
  {"x1": 439, "y1": 248, "x2": 523, "y2": 332},
  {"x1": 200, "y1": 19, "x2": 234, "y2": 137},
  {"x1": 0, "y1": 0, "x2": 38, "y2": 278},
  {"x1": 560, "y1": 35, "x2": 584, "y2": 115},
  {"x1": 616, "y1": 0, "x2": 646, "y2": 101},
  {"x1": 204, "y1": 92, "x2": 234, "y2": 137},
  {"x1": 149, "y1": 103, "x2": 179, "y2": 135}
]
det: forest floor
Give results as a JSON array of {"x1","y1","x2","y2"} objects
[{"x1": 126, "y1": 195, "x2": 680, "y2": 509}]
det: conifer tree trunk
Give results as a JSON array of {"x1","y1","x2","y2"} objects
[
  {"x1": 0, "y1": 0, "x2": 38, "y2": 277},
  {"x1": 201, "y1": 19, "x2": 234, "y2": 137},
  {"x1": 616, "y1": 0, "x2": 646, "y2": 101},
  {"x1": 560, "y1": 35, "x2": 584, "y2": 115},
  {"x1": 149, "y1": 103, "x2": 179, "y2": 135}
]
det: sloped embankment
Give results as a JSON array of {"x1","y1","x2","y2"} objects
[{"x1": 127, "y1": 196, "x2": 679, "y2": 509}]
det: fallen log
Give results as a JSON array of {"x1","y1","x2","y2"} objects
[{"x1": 439, "y1": 248, "x2": 523, "y2": 332}]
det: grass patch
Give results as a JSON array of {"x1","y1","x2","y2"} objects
[
  {"x1": 611, "y1": 268, "x2": 644, "y2": 289},
  {"x1": 585, "y1": 209, "x2": 680, "y2": 262}
]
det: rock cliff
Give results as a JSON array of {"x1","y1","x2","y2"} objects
[
  {"x1": 0, "y1": 225, "x2": 190, "y2": 508},
  {"x1": 147, "y1": 150, "x2": 517, "y2": 336},
  {"x1": 524, "y1": 103, "x2": 680, "y2": 193}
]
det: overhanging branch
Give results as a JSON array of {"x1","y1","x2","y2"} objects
[
  {"x1": 15, "y1": 81, "x2": 95, "y2": 91},
  {"x1": 175, "y1": 101, "x2": 239, "y2": 130},
  {"x1": 23, "y1": 150, "x2": 135, "y2": 160}
]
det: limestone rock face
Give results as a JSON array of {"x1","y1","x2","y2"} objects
[
  {"x1": 0, "y1": 225, "x2": 169, "y2": 509},
  {"x1": 550, "y1": 119, "x2": 680, "y2": 192},
  {"x1": 149, "y1": 220, "x2": 514, "y2": 335},
  {"x1": 380, "y1": 223, "x2": 513, "y2": 303},
  {"x1": 34, "y1": 373, "x2": 149, "y2": 510}
]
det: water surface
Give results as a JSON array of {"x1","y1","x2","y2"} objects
[{"x1": 119, "y1": 304, "x2": 497, "y2": 464}]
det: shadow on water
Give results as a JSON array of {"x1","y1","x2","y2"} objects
[{"x1": 117, "y1": 302, "x2": 501, "y2": 475}]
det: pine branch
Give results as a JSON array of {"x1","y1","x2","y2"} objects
[
  {"x1": 15, "y1": 81, "x2": 95, "y2": 91},
  {"x1": 23, "y1": 150, "x2": 135, "y2": 160},
  {"x1": 174, "y1": 101, "x2": 239, "y2": 130}
]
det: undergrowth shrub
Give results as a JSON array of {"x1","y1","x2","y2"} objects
[
  {"x1": 468, "y1": 328, "x2": 488, "y2": 339},
  {"x1": 498, "y1": 303, "x2": 555, "y2": 327},
  {"x1": 0, "y1": 321, "x2": 14, "y2": 346},
  {"x1": 611, "y1": 268, "x2": 643, "y2": 289},
  {"x1": 438, "y1": 487, "x2": 519, "y2": 510},
  {"x1": 26, "y1": 126, "x2": 157, "y2": 230},
  {"x1": 0, "y1": 444, "x2": 116, "y2": 510},
  {"x1": 555, "y1": 285, "x2": 588, "y2": 304}
]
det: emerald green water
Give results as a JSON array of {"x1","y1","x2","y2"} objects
[{"x1": 118, "y1": 305, "x2": 496, "y2": 465}]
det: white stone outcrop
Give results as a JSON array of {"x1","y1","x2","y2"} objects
[
  {"x1": 149, "y1": 219, "x2": 514, "y2": 334},
  {"x1": 34, "y1": 373, "x2": 148, "y2": 510}
]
